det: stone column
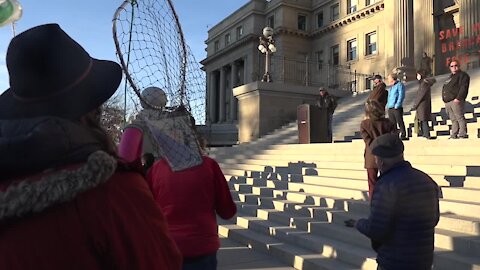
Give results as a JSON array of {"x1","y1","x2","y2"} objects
[
  {"x1": 394, "y1": 0, "x2": 415, "y2": 68},
  {"x1": 219, "y1": 67, "x2": 226, "y2": 123},
  {"x1": 423, "y1": 0, "x2": 435, "y2": 59},
  {"x1": 208, "y1": 71, "x2": 218, "y2": 123},
  {"x1": 459, "y1": 0, "x2": 480, "y2": 67},
  {"x1": 243, "y1": 56, "x2": 249, "y2": 83},
  {"x1": 460, "y1": 0, "x2": 480, "y2": 38},
  {"x1": 230, "y1": 62, "x2": 238, "y2": 123},
  {"x1": 413, "y1": 0, "x2": 435, "y2": 73}
]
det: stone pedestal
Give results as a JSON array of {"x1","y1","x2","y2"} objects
[{"x1": 233, "y1": 82, "x2": 339, "y2": 143}]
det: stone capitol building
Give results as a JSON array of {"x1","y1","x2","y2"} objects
[{"x1": 199, "y1": 0, "x2": 480, "y2": 145}]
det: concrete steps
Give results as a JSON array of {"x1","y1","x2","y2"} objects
[
  {"x1": 217, "y1": 223, "x2": 358, "y2": 270},
  {"x1": 213, "y1": 68, "x2": 480, "y2": 269},
  {"x1": 208, "y1": 69, "x2": 480, "y2": 149},
  {"x1": 217, "y1": 140, "x2": 480, "y2": 269},
  {"x1": 225, "y1": 181, "x2": 480, "y2": 269}
]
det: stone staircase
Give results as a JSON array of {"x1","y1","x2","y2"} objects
[
  {"x1": 211, "y1": 68, "x2": 480, "y2": 270},
  {"x1": 244, "y1": 68, "x2": 480, "y2": 144}
]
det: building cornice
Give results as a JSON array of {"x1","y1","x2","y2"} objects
[
  {"x1": 276, "y1": 27, "x2": 311, "y2": 38},
  {"x1": 201, "y1": 34, "x2": 258, "y2": 66},
  {"x1": 205, "y1": 10, "x2": 264, "y2": 43},
  {"x1": 311, "y1": 2, "x2": 384, "y2": 38}
]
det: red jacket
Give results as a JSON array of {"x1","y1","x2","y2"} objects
[
  {"x1": 147, "y1": 156, "x2": 237, "y2": 258},
  {"x1": 0, "y1": 152, "x2": 182, "y2": 270}
]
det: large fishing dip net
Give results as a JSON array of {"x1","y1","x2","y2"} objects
[{"x1": 113, "y1": 0, "x2": 206, "y2": 171}]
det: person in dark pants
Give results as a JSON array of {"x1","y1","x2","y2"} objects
[
  {"x1": 442, "y1": 59, "x2": 470, "y2": 139},
  {"x1": 316, "y1": 87, "x2": 337, "y2": 142},
  {"x1": 367, "y1": 74, "x2": 388, "y2": 109},
  {"x1": 345, "y1": 133, "x2": 440, "y2": 270},
  {"x1": 386, "y1": 74, "x2": 407, "y2": 139},
  {"x1": 360, "y1": 100, "x2": 396, "y2": 200},
  {"x1": 411, "y1": 69, "x2": 436, "y2": 139}
]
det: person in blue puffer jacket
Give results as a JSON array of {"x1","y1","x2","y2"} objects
[
  {"x1": 386, "y1": 74, "x2": 407, "y2": 139},
  {"x1": 349, "y1": 133, "x2": 440, "y2": 270}
]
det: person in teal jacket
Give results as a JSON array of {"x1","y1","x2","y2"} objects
[{"x1": 386, "y1": 73, "x2": 407, "y2": 139}]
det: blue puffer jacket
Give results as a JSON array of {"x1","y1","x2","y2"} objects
[
  {"x1": 386, "y1": 81, "x2": 405, "y2": 109},
  {"x1": 356, "y1": 161, "x2": 440, "y2": 270}
]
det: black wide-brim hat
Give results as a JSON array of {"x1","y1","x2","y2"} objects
[{"x1": 0, "y1": 24, "x2": 122, "y2": 119}]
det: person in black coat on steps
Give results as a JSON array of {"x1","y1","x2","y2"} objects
[{"x1": 411, "y1": 69, "x2": 436, "y2": 139}]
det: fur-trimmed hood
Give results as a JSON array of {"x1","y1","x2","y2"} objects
[
  {"x1": 0, "y1": 151, "x2": 117, "y2": 221},
  {"x1": 0, "y1": 117, "x2": 108, "y2": 181},
  {"x1": 0, "y1": 116, "x2": 118, "y2": 221}
]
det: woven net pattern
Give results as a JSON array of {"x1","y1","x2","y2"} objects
[{"x1": 113, "y1": 0, "x2": 206, "y2": 171}]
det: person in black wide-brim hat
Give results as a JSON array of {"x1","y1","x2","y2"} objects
[
  {"x1": 0, "y1": 24, "x2": 182, "y2": 269},
  {"x1": 0, "y1": 23, "x2": 121, "y2": 119}
]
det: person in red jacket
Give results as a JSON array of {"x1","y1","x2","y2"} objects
[
  {"x1": 0, "y1": 24, "x2": 181, "y2": 270},
  {"x1": 147, "y1": 153, "x2": 237, "y2": 270}
]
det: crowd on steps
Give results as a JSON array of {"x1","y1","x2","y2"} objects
[{"x1": 0, "y1": 23, "x2": 476, "y2": 270}]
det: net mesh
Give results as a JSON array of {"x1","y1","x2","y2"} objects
[{"x1": 113, "y1": 0, "x2": 206, "y2": 171}]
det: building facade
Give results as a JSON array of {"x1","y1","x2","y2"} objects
[{"x1": 201, "y1": 0, "x2": 480, "y2": 145}]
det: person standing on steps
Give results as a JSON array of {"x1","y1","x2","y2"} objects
[
  {"x1": 420, "y1": 52, "x2": 433, "y2": 77},
  {"x1": 386, "y1": 73, "x2": 407, "y2": 140},
  {"x1": 367, "y1": 75, "x2": 388, "y2": 109},
  {"x1": 411, "y1": 69, "x2": 435, "y2": 139},
  {"x1": 316, "y1": 87, "x2": 337, "y2": 142},
  {"x1": 346, "y1": 133, "x2": 440, "y2": 270},
  {"x1": 360, "y1": 100, "x2": 396, "y2": 200},
  {"x1": 442, "y1": 59, "x2": 470, "y2": 139}
]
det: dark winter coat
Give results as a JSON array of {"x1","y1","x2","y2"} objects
[
  {"x1": 0, "y1": 117, "x2": 182, "y2": 270},
  {"x1": 356, "y1": 161, "x2": 440, "y2": 270},
  {"x1": 360, "y1": 118, "x2": 396, "y2": 168},
  {"x1": 412, "y1": 78, "x2": 436, "y2": 121},
  {"x1": 367, "y1": 82, "x2": 388, "y2": 109},
  {"x1": 316, "y1": 93, "x2": 337, "y2": 114},
  {"x1": 442, "y1": 70, "x2": 470, "y2": 102}
]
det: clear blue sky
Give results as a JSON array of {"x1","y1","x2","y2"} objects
[{"x1": 0, "y1": 0, "x2": 249, "y2": 94}]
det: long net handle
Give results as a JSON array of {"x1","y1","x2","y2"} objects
[{"x1": 166, "y1": 0, "x2": 187, "y2": 106}]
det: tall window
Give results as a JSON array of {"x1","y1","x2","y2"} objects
[
  {"x1": 236, "y1": 26, "x2": 243, "y2": 40},
  {"x1": 315, "y1": 50, "x2": 324, "y2": 70},
  {"x1": 366, "y1": 31, "x2": 377, "y2": 55},
  {"x1": 214, "y1": 40, "x2": 220, "y2": 52},
  {"x1": 317, "y1": 11, "x2": 324, "y2": 28},
  {"x1": 225, "y1": 33, "x2": 231, "y2": 46},
  {"x1": 330, "y1": 45, "x2": 339, "y2": 66},
  {"x1": 267, "y1": 15, "x2": 275, "y2": 28},
  {"x1": 298, "y1": 14, "x2": 307, "y2": 30},
  {"x1": 347, "y1": 0, "x2": 357, "y2": 14},
  {"x1": 347, "y1": 38, "x2": 357, "y2": 61},
  {"x1": 331, "y1": 4, "x2": 339, "y2": 21},
  {"x1": 366, "y1": 0, "x2": 378, "y2": 6}
]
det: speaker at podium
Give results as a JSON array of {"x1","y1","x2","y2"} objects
[{"x1": 297, "y1": 104, "x2": 330, "y2": 143}]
